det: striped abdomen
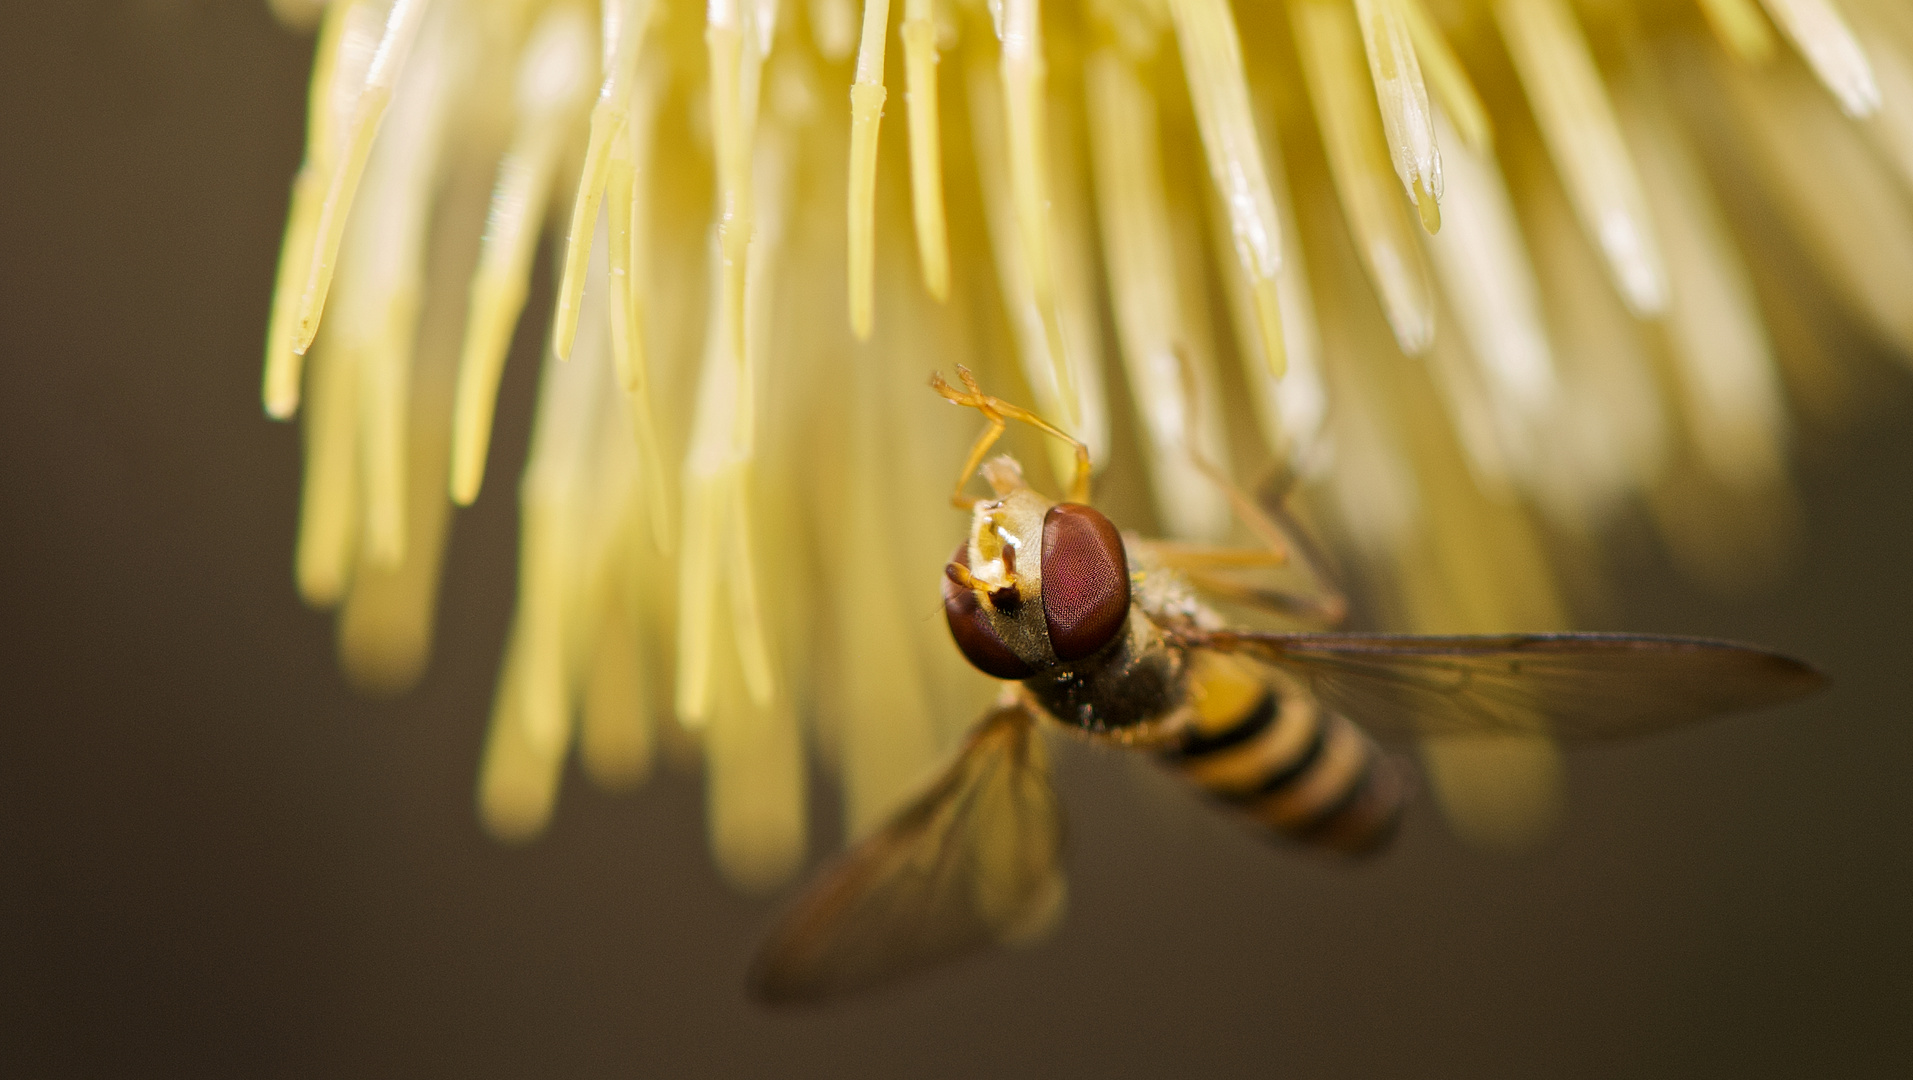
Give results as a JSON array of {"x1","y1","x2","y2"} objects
[{"x1": 1160, "y1": 651, "x2": 1407, "y2": 855}]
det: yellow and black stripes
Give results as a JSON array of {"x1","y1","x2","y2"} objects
[{"x1": 1160, "y1": 652, "x2": 1406, "y2": 856}]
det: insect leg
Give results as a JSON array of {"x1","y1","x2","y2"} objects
[
  {"x1": 943, "y1": 404, "x2": 1006, "y2": 510},
  {"x1": 932, "y1": 366, "x2": 1092, "y2": 505},
  {"x1": 1158, "y1": 346, "x2": 1348, "y2": 624},
  {"x1": 1167, "y1": 343, "x2": 1308, "y2": 561}
]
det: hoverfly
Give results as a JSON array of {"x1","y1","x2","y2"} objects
[{"x1": 749, "y1": 368, "x2": 1824, "y2": 1004}]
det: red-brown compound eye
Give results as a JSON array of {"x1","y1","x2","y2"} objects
[
  {"x1": 1040, "y1": 504, "x2": 1130, "y2": 662},
  {"x1": 942, "y1": 543, "x2": 1036, "y2": 680}
]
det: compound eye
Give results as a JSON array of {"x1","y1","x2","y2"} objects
[
  {"x1": 1040, "y1": 504, "x2": 1130, "y2": 662},
  {"x1": 942, "y1": 543, "x2": 1036, "y2": 680}
]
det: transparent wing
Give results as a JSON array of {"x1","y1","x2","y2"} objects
[
  {"x1": 1197, "y1": 631, "x2": 1825, "y2": 741},
  {"x1": 748, "y1": 701, "x2": 1065, "y2": 1005}
]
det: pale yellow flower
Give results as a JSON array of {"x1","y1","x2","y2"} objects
[{"x1": 263, "y1": 0, "x2": 1913, "y2": 883}]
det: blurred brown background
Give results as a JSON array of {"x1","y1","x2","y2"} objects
[{"x1": 1, "y1": 3, "x2": 1909, "y2": 1077}]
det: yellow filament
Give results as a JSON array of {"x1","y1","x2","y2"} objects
[
  {"x1": 1400, "y1": 0, "x2": 1493, "y2": 151},
  {"x1": 1293, "y1": 0, "x2": 1435, "y2": 354},
  {"x1": 709, "y1": 25, "x2": 747, "y2": 356},
  {"x1": 510, "y1": 240, "x2": 638, "y2": 770},
  {"x1": 1248, "y1": 277, "x2": 1287, "y2": 381},
  {"x1": 965, "y1": 52, "x2": 1104, "y2": 485},
  {"x1": 1423, "y1": 317, "x2": 1519, "y2": 495},
  {"x1": 706, "y1": 15, "x2": 762, "y2": 398},
  {"x1": 678, "y1": 126, "x2": 783, "y2": 724},
  {"x1": 1083, "y1": 45, "x2": 1229, "y2": 540},
  {"x1": 295, "y1": 0, "x2": 432, "y2": 352},
  {"x1": 1421, "y1": 110, "x2": 1557, "y2": 455},
  {"x1": 582, "y1": 600, "x2": 654, "y2": 791},
  {"x1": 554, "y1": 102, "x2": 630, "y2": 360},
  {"x1": 264, "y1": 169, "x2": 328, "y2": 418},
  {"x1": 998, "y1": 0, "x2": 1079, "y2": 426},
  {"x1": 1353, "y1": 0, "x2": 1443, "y2": 231},
  {"x1": 1618, "y1": 69, "x2": 1786, "y2": 490},
  {"x1": 605, "y1": 103, "x2": 676, "y2": 554},
  {"x1": 295, "y1": 343, "x2": 360, "y2": 608},
  {"x1": 834, "y1": 416, "x2": 938, "y2": 839},
  {"x1": 1759, "y1": 0, "x2": 1880, "y2": 117},
  {"x1": 448, "y1": 4, "x2": 596, "y2": 505},
  {"x1": 1497, "y1": 0, "x2": 1667, "y2": 317},
  {"x1": 447, "y1": 142, "x2": 562, "y2": 505},
  {"x1": 359, "y1": 287, "x2": 418, "y2": 566},
  {"x1": 1414, "y1": 174, "x2": 1441, "y2": 232},
  {"x1": 1206, "y1": 117, "x2": 1327, "y2": 469},
  {"x1": 478, "y1": 624, "x2": 568, "y2": 843},
  {"x1": 336, "y1": 293, "x2": 458, "y2": 695},
  {"x1": 675, "y1": 466, "x2": 778, "y2": 726},
  {"x1": 331, "y1": 10, "x2": 461, "y2": 569},
  {"x1": 1314, "y1": 242, "x2": 1421, "y2": 558},
  {"x1": 554, "y1": 0, "x2": 655, "y2": 363},
  {"x1": 726, "y1": 478, "x2": 776, "y2": 707},
  {"x1": 263, "y1": 1, "x2": 359, "y2": 419},
  {"x1": 677, "y1": 109, "x2": 772, "y2": 727},
  {"x1": 903, "y1": 0, "x2": 950, "y2": 301},
  {"x1": 723, "y1": 115, "x2": 794, "y2": 713},
  {"x1": 1040, "y1": 108, "x2": 1112, "y2": 472},
  {"x1": 705, "y1": 660, "x2": 806, "y2": 892},
  {"x1": 675, "y1": 475, "x2": 720, "y2": 727},
  {"x1": 1519, "y1": 150, "x2": 1668, "y2": 524},
  {"x1": 1844, "y1": 1, "x2": 1913, "y2": 193},
  {"x1": 1719, "y1": 57, "x2": 1913, "y2": 355},
  {"x1": 847, "y1": 83, "x2": 887, "y2": 337},
  {"x1": 517, "y1": 498, "x2": 571, "y2": 758},
  {"x1": 295, "y1": 92, "x2": 390, "y2": 358},
  {"x1": 809, "y1": 0, "x2": 859, "y2": 59},
  {"x1": 1697, "y1": 0, "x2": 1779, "y2": 63},
  {"x1": 847, "y1": 0, "x2": 892, "y2": 338},
  {"x1": 1167, "y1": 0, "x2": 1287, "y2": 376}
]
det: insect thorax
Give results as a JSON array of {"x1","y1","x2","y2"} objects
[{"x1": 1023, "y1": 605, "x2": 1188, "y2": 739}]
